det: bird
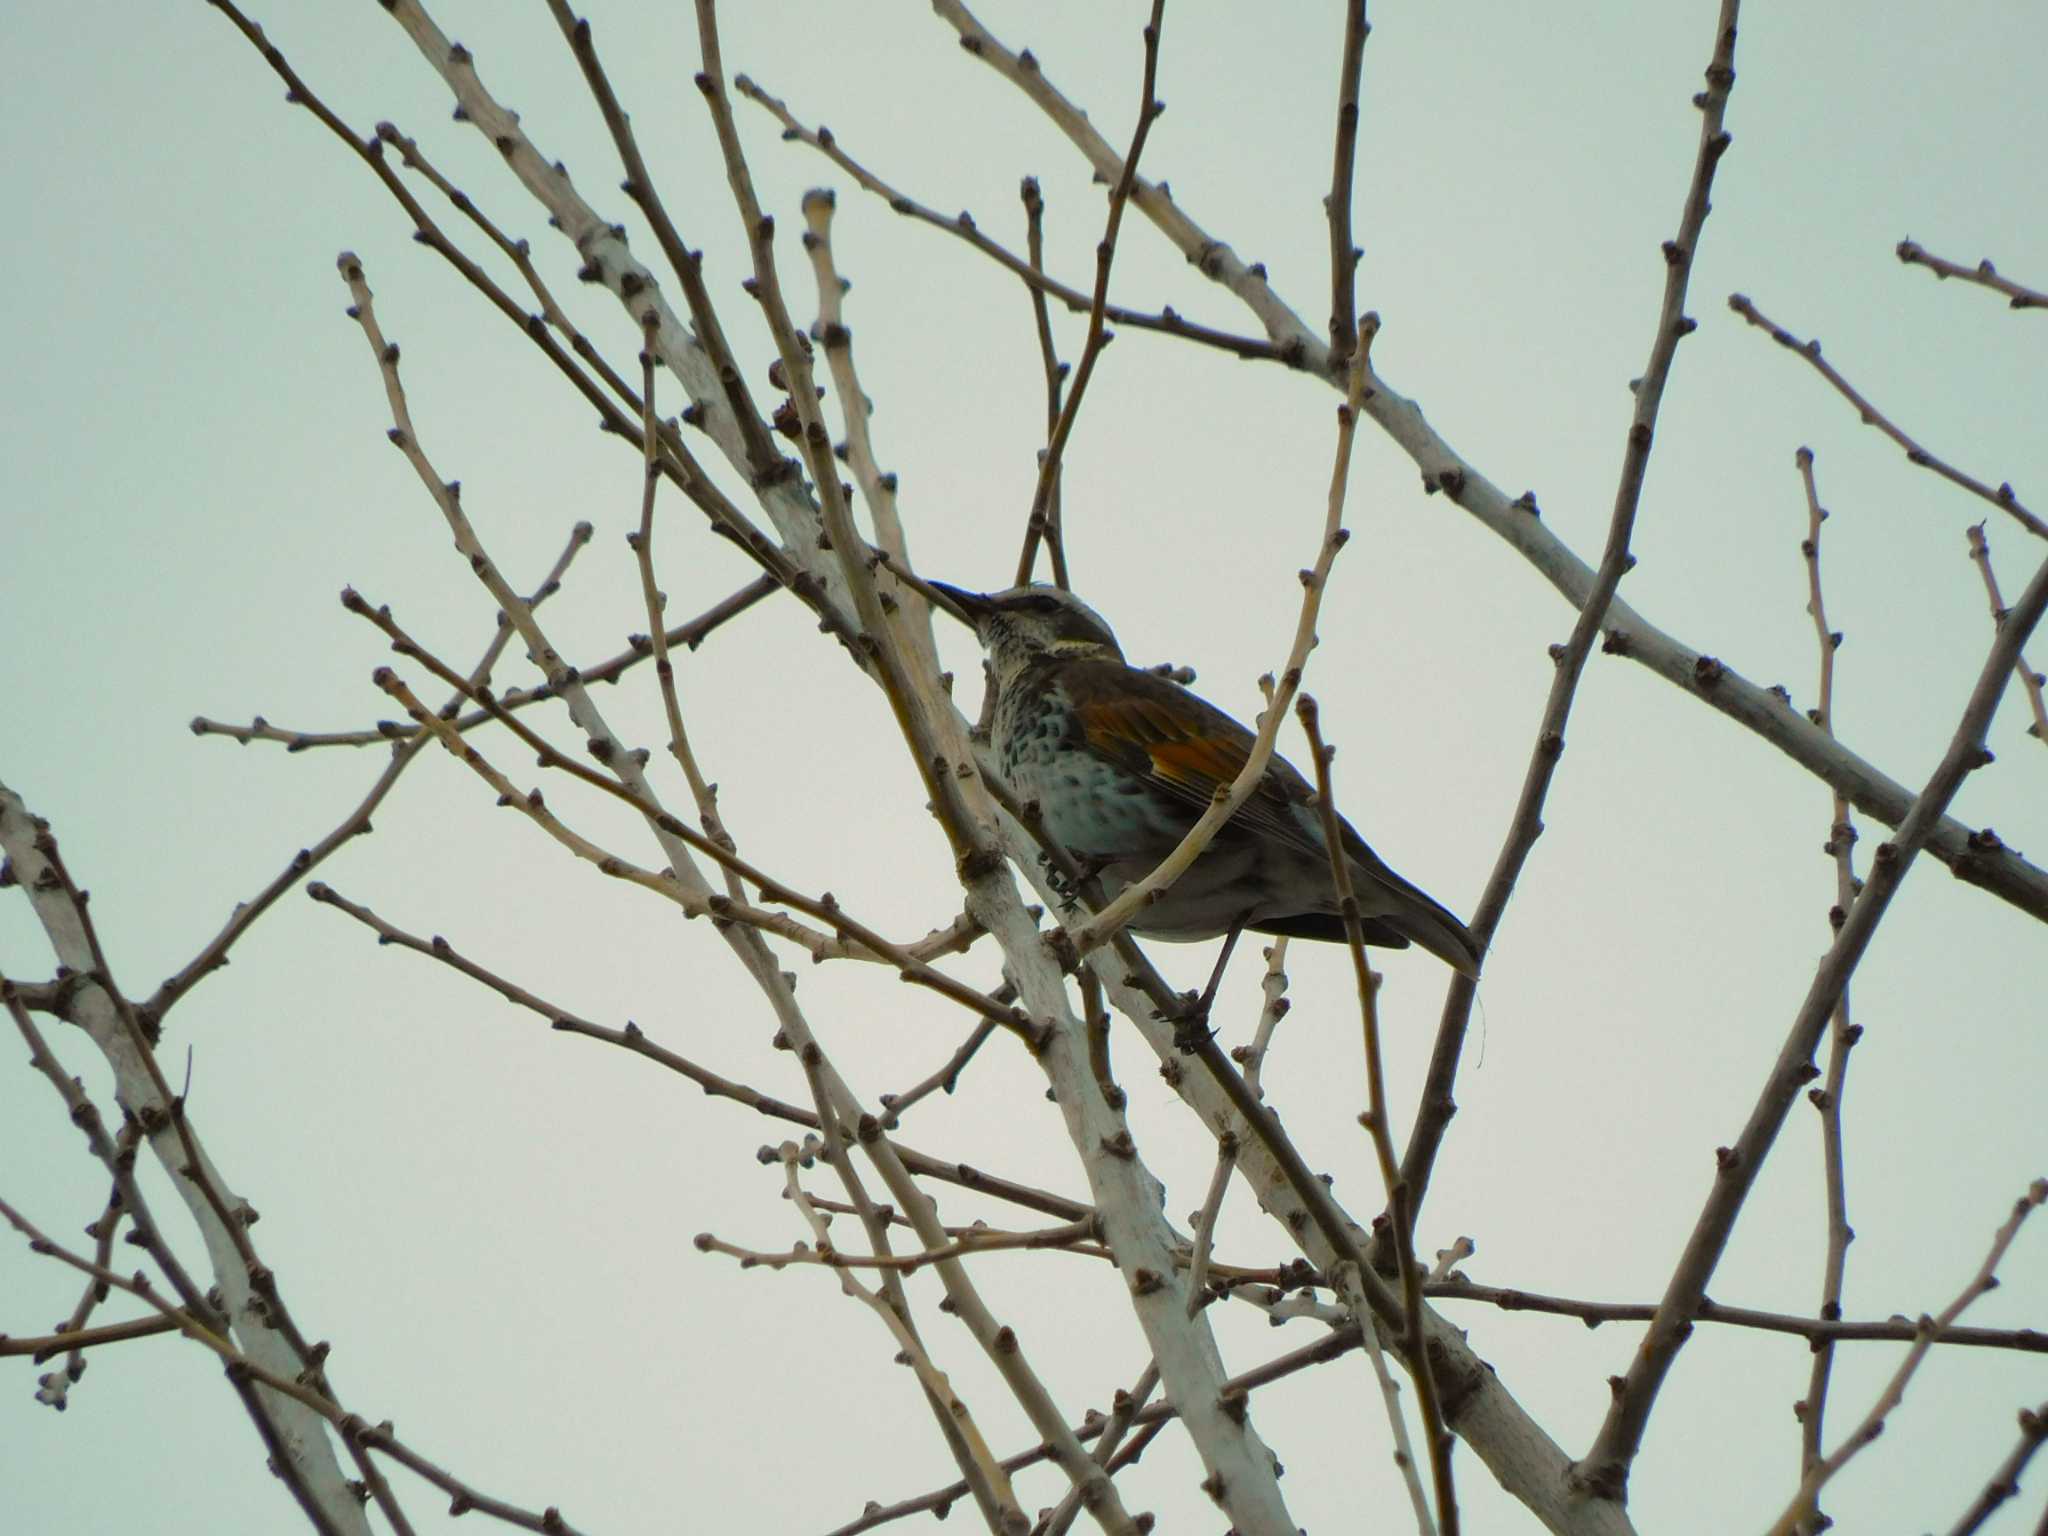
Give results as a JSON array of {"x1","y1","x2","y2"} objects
[{"x1": 927, "y1": 582, "x2": 1481, "y2": 988}]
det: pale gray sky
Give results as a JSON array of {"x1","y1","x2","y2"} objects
[{"x1": 3, "y1": 3, "x2": 2043, "y2": 1533}]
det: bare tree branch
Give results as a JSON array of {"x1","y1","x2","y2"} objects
[
  {"x1": 1897, "y1": 238, "x2": 2048, "y2": 311},
  {"x1": 1730, "y1": 292, "x2": 2047, "y2": 542},
  {"x1": 1967, "y1": 522, "x2": 2048, "y2": 746},
  {"x1": 1766, "y1": 1180, "x2": 2048, "y2": 1535},
  {"x1": 1403, "y1": 0, "x2": 1743, "y2": 1224},
  {"x1": 1584, "y1": 541, "x2": 2048, "y2": 1495}
]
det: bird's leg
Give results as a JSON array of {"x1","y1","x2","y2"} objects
[
  {"x1": 1173, "y1": 914, "x2": 1251, "y2": 1053},
  {"x1": 1044, "y1": 851, "x2": 1109, "y2": 910}
]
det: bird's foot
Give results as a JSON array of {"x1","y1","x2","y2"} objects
[
  {"x1": 1170, "y1": 992, "x2": 1217, "y2": 1055},
  {"x1": 1171, "y1": 914, "x2": 1251, "y2": 1054},
  {"x1": 1042, "y1": 851, "x2": 1107, "y2": 907}
]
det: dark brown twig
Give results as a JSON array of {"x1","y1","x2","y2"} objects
[
  {"x1": 1791, "y1": 448, "x2": 1863, "y2": 1531},
  {"x1": 1897, "y1": 239, "x2": 2048, "y2": 311},
  {"x1": 1730, "y1": 293, "x2": 2047, "y2": 542},
  {"x1": 363, "y1": 648, "x2": 1029, "y2": 1032},
  {"x1": 878, "y1": 1021, "x2": 1001, "y2": 1129},
  {"x1": 1298, "y1": 695, "x2": 1454, "y2": 1534},
  {"x1": 823, "y1": 1322, "x2": 1368, "y2": 1536},
  {"x1": 1038, "y1": 1362, "x2": 1160, "y2": 1536},
  {"x1": 1403, "y1": 0, "x2": 1742, "y2": 1229},
  {"x1": 1324, "y1": 0, "x2": 1369, "y2": 372},
  {"x1": 1966, "y1": 522, "x2": 2048, "y2": 745},
  {"x1": 1426, "y1": 1281, "x2": 2047, "y2": 1353},
  {"x1": 1940, "y1": 1400, "x2": 2048, "y2": 1536},
  {"x1": 154, "y1": 519, "x2": 593, "y2": 1021},
  {"x1": 733, "y1": 75, "x2": 1288, "y2": 375},
  {"x1": 1, "y1": 815, "x2": 393, "y2": 1534},
  {"x1": 191, "y1": 572, "x2": 778, "y2": 753},
  {"x1": 0, "y1": 1313, "x2": 181, "y2": 1361},
  {"x1": 1767, "y1": 1181, "x2": 2048, "y2": 1535},
  {"x1": 0, "y1": 1192, "x2": 584, "y2": 1536},
  {"x1": 1021, "y1": 0, "x2": 1167, "y2": 589},
  {"x1": 210, "y1": 1, "x2": 817, "y2": 613},
  {"x1": 545, "y1": 1, "x2": 783, "y2": 484},
  {"x1": 1013, "y1": 176, "x2": 1071, "y2": 588},
  {"x1": 307, "y1": 882, "x2": 1088, "y2": 1228}
]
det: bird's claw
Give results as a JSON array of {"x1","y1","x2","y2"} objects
[{"x1": 1170, "y1": 992, "x2": 1217, "y2": 1055}]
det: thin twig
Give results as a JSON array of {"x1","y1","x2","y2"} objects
[
  {"x1": 1425, "y1": 1281, "x2": 2047, "y2": 1353},
  {"x1": 546, "y1": 0, "x2": 782, "y2": 482},
  {"x1": 367, "y1": 656, "x2": 1026, "y2": 1029},
  {"x1": 1766, "y1": 1180, "x2": 2048, "y2": 1536},
  {"x1": 799, "y1": 187, "x2": 954, "y2": 696},
  {"x1": 1401, "y1": 0, "x2": 1741, "y2": 1228},
  {"x1": 1299, "y1": 696, "x2": 1454, "y2": 1535},
  {"x1": 823, "y1": 1321, "x2": 1368, "y2": 1536},
  {"x1": 192, "y1": 574, "x2": 780, "y2": 752},
  {"x1": 307, "y1": 883, "x2": 1087, "y2": 1223},
  {"x1": 773, "y1": 1140, "x2": 1028, "y2": 1531},
  {"x1": 1941, "y1": 1400, "x2": 2048, "y2": 1536},
  {"x1": 1020, "y1": 0, "x2": 1167, "y2": 600},
  {"x1": 878, "y1": 1020, "x2": 1001, "y2": 1129},
  {"x1": 695, "y1": 1217, "x2": 1098, "y2": 1275},
  {"x1": 1897, "y1": 239, "x2": 2048, "y2": 311},
  {"x1": 1013, "y1": 175, "x2": 1071, "y2": 588},
  {"x1": 631, "y1": 315, "x2": 743, "y2": 867},
  {"x1": 1324, "y1": 0, "x2": 1369, "y2": 373},
  {"x1": 211, "y1": 2, "x2": 819, "y2": 620},
  {"x1": 1791, "y1": 447, "x2": 1863, "y2": 1531},
  {"x1": 1966, "y1": 522, "x2": 2048, "y2": 745},
  {"x1": 733, "y1": 75, "x2": 1288, "y2": 374},
  {"x1": 0, "y1": 1313, "x2": 181, "y2": 1361},
  {"x1": 1184, "y1": 941, "x2": 1287, "y2": 1314},
  {"x1": 1730, "y1": 293, "x2": 2047, "y2": 542},
  {"x1": 1333, "y1": 1261, "x2": 1436, "y2": 1536},
  {"x1": 1038, "y1": 1363, "x2": 1161, "y2": 1536}
]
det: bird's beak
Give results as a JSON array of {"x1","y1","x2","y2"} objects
[{"x1": 924, "y1": 581, "x2": 990, "y2": 630}]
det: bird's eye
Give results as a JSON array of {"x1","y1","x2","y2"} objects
[{"x1": 1026, "y1": 595, "x2": 1062, "y2": 614}]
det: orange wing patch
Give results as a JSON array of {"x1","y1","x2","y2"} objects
[{"x1": 1142, "y1": 731, "x2": 1249, "y2": 797}]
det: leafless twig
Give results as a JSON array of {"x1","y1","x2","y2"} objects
[
  {"x1": 0, "y1": 1192, "x2": 585, "y2": 1536},
  {"x1": 1019, "y1": 0, "x2": 1166, "y2": 602},
  {"x1": 1403, "y1": 0, "x2": 1742, "y2": 1230},
  {"x1": 1940, "y1": 1399, "x2": 2048, "y2": 1536},
  {"x1": 157, "y1": 519, "x2": 593, "y2": 1021},
  {"x1": 1897, "y1": 239, "x2": 2048, "y2": 311},
  {"x1": 1766, "y1": 1180, "x2": 2048, "y2": 1535},
  {"x1": 1300, "y1": 695, "x2": 1453, "y2": 1534},
  {"x1": 1966, "y1": 522, "x2": 2048, "y2": 745},
  {"x1": 733, "y1": 75, "x2": 1288, "y2": 375},
  {"x1": 1585, "y1": 540, "x2": 2048, "y2": 1493},
  {"x1": 1013, "y1": 175, "x2": 1071, "y2": 589},
  {"x1": 1730, "y1": 292, "x2": 2046, "y2": 542},
  {"x1": 192, "y1": 574, "x2": 780, "y2": 752},
  {"x1": 1791, "y1": 447, "x2": 1864, "y2": 1529},
  {"x1": 1324, "y1": 0, "x2": 1369, "y2": 372}
]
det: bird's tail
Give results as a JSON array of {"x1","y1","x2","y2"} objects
[
  {"x1": 1353, "y1": 856, "x2": 1484, "y2": 978},
  {"x1": 1390, "y1": 890, "x2": 1483, "y2": 979}
]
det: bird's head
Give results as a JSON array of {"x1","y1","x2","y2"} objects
[{"x1": 927, "y1": 583, "x2": 1124, "y2": 687}]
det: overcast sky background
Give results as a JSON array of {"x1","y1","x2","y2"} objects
[{"x1": 3, "y1": 3, "x2": 2044, "y2": 1533}]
